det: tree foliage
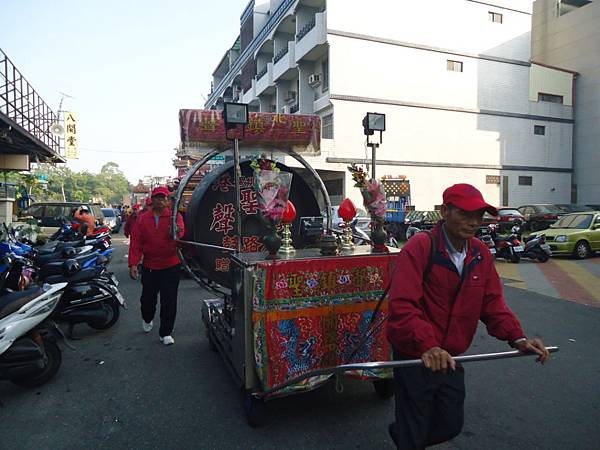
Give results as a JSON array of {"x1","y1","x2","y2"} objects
[{"x1": 1, "y1": 162, "x2": 132, "y2": 205}]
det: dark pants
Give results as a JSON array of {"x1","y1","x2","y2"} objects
[
  {"x1": 390, "y1": 361, "x2": 465, "y2": 450},
  {"x1": 140, "y1": 265, "x2": 181, "y2": 337}
]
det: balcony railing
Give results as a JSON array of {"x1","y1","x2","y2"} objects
[
  {"x1": 0, "y1": 48, "x2": 60, "y2": 155},
  {"x1": 256, "y1": 65, "x2": 268, "y2": 80},
  {"x1": 296, "y1": 19, "x2": 316, "y2": 42},
  {"x1": 206, "y1": 0, "x2": 297, "y2": 106},
  {"x1": 273, "y1": 46, "x2": 289, "y2": 64}
]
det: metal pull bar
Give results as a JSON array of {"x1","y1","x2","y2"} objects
[
  {"x1": 176, "y1": 239, "x2": 236, "y2": 253},
  {"x1": 256, "y1": 346, "x2": 559, "y2": 399}
]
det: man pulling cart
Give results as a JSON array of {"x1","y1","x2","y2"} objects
[{"x1": 172, "y1": 109, "x2": 554, "y2": 444}]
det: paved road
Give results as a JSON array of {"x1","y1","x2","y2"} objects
[
  {"x1": 1, "y1": 237, "x2": 599, "y2": 449},
  {"x1": 495, "y1": 256, "x2": 600, "y2": 308}
]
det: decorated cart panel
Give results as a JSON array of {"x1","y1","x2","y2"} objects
[{"x1": 251, "y1": 252, "x2": 395, "y2": 397}]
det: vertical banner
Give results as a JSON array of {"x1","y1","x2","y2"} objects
[{"x1": 64, "y1": 111, "x2": 78, "y2": 159}]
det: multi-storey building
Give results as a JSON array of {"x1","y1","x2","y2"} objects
[
  {"x1": 531, "y1": 0, "x2": 600, "y2": 204},
  {"x1": 205, "y1": 0, "x2": 576, "y2": 209}
]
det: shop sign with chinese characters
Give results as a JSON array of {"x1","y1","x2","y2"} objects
[
  {"x1": 179, "y1": 109, "x2": 321, "y2": 155},
  {"x1": 64, "y1": 111, "x2": 78, "y2": 159}
]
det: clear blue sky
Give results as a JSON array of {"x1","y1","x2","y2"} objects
[{"x1": 1, "y1": 0, "x2": 249, "y2": 183}]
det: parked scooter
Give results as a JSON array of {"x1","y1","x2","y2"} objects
[
  {"x1": 511, "y1": 221, "x2": 552, "y2": 263},
  {"x1": 476, "y1": 230, "x2": 497, "y2": 256},
  {"x1": 488, "y1": 224, "x2": 523, "y2": 263},
  {"x1": 0, "y1": 281, "x2": 67, "y2": 387},
  {"x1": 2, "y1": 253, "x2": 125, "y2": 338}
]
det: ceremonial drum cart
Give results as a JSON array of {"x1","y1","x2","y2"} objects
[
  {"x1": 171, "y1": 110, "x2": 557, "y2": 427},
  {"x1": 172, "y1": 110, "x2": 398, "y2": 426}
]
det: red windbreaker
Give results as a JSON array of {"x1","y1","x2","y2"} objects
[
  {"x1": 123, "y1": 211, "x2": 138, "y2": 238},
  {"x1": 128, "y1": 208, "x2": 185, "y2": 270},
  {"x1": 387, "y1": 221, "x2": 525, "y2": 358}
]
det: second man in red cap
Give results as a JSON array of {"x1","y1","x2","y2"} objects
[{"x1": 128, "y1": 186, "x2": 185, "y2": 346}]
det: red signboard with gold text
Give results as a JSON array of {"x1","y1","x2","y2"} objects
[{"x1": 179, "y1": 109, "x2": 320, "y2": 154}]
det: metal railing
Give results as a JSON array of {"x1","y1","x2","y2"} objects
[
  {"x1": 206, "y1": 0, "x2": 297, "y2": 107},
  {"x1": 0, "y1": 48, "x2": 60, "y2": 155},
  {"x1": 296, "y1": 18, "x2": 316, "y2": 42},
  {"x1": 273, "y1": 46, "x2": 289, "y2": 64},
  {"x1": 256, "y1": 65, "x2": 268, "y2": 80}
]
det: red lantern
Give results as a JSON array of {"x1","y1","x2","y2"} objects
[
  {"x1": 338, "y1": 198, "x2": 357, "y2": 222},
  {"x1": 282, "y1": 200, "x2": 297, "y2": 224}
]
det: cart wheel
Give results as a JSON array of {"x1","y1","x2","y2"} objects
[
  {"x1": 244, "y1": 390, "x2": 266, "y2": 427},
  {"x1": 373, "y1": 379, "x2": 395, "y2": 399}
]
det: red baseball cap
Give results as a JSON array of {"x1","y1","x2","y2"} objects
[
  {"x1": 443, "y1": 184, "x2": 498, "y2": 215},
  {"x1": 151, "y1": 186, "x2": 170, "y2": 198}
]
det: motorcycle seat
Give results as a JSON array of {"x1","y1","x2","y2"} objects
[
  {"x1": 0, "y1": 286, "x2": 44, "y2": 320},
  {"x1": 35, "y1": 251, "x2": 98, "y2": 268},
  {"x1": 44, "y1": 268, "x2": 97, "y2": 285},
  {"x1": 60, "y1": 239, "x2": 85, "y2": 248},
  {"x1": 38, "y1": 261, "x2": 65, "y2": 277},
  {"x1": 36, "y1": 242, "x2": 67, "y2": 255},
  {"x1": 34, "y1": 250, "x2": 64, "y2": 264}
]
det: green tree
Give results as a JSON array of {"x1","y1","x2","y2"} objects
[{"x1": 4, "y1": 162, "x2": 133, "y2": 206}]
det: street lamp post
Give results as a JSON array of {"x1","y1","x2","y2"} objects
[
  {"x1": 362, "y1": 112, "x2": 386, "y2": 179},
  {"x1": 223, "y1": 102, "x2": 249, "y2": 253}
]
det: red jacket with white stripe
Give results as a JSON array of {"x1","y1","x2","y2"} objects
[
  {"x1": 386, "y1": 221, "x2": 525, "y2": 358},
  {"x1": 128, "y1": 208, "x2": 185, "y2": 270}
]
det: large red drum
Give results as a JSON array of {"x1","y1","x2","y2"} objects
[{"x1": 183, "y1": 158, "x2": 322, "y2": 288}]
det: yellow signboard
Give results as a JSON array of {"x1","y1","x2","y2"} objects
[{"x1": 64, "y1": 111, "x2": 78, "y2": 159}]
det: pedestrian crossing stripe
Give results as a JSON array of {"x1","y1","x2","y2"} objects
[
  {"x1": 551, "y1": 259, "x2": 600, "y2": 303},
  {"x1": 495, "y1": 258, "x2": 600, "y2": 308}
]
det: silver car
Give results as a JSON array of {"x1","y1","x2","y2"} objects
[{"x1": 101, "y1": 208, "x2": 120, "y2": 233}]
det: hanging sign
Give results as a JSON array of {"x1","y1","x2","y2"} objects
[
  {"x1": 179, "y1": 109, "x2": 321, "y2": 155},
  {"x1": 64, "y1": 111, "x2": 78, "y2": 159}
]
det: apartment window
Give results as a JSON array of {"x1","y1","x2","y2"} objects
[
  {"x1": 488, "y1": 11, "x2": 503, "y2": 23},
  {"x1": 447, "y1": 60, "x2": 463, "y2": 72},
  {"x1": 322, "y1": 59, "x2": 329, "y2": 92},
  {"x1": 519, "y1": 176, "x2": 533, "y2": 186},
  {"x1": 534, "y1": 125, "x2": 546, "y2": 135},
  {"x1": 322, "y1": 114, "x2": 333, "y2": 139},
  {"x1": 538, "y1": 93, "x2": 564, "y2": 104}
]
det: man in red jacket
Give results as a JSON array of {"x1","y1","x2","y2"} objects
[
  {"x1": 123, "y1": 204, "x2": 140, "y2": 239},
  {"x1": 387, "y1": 183, "x2": 549, "y2": 449},
  {"x1": 129, "y1": 186, "x2": 184, "y2": 346}
]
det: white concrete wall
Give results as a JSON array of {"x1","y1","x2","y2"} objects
[
  {"x1": 532, "y1": 0, "x2": 600, "y2": 203},
  {"x1": 302, "y1": 98, "x2": 572, "y2": 209},
  {"x1": 327, "y1": 98, "x2": 572, "y2": 169},
  {"x1": 504, "y1": 170, "x2": 571, "y2": 206},
  {"x1": 327, "y1": 34, "x2": 573, "y2": 120},
  {"x1": 327, "y1": 0, "x2": 534, "y2": 60},
  {"x1": 529, "y1": 64, "x2": 574, "y2": 105}
]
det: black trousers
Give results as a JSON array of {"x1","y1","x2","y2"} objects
[
  {"x1": 390, "y1": 361, "x2": 465, "y2": 450},
  {"x1": 140, "y1": 265, "x2": 181, "y2": 337}
]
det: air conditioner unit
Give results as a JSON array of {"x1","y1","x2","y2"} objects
[
  {"x1": 308, "y1": 73, "x2": 321, "y2": 87},
  {"x1": 285, "y1": 91, "x2": 297, "y2": 103},
  {"x1": 281, "y1": 105, "x2": 291, "y2": 114}
]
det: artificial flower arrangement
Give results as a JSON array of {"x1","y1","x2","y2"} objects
[
  {"x1": 252, "y1": 155, "x2": 293, "y2": 255},
  {"x1": 347, "y1": 164, "x2": 387, "y2": 224}
]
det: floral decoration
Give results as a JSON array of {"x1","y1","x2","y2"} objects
[{"x1": 347, "y1": 164, "x2": 387, "y2": 224}]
